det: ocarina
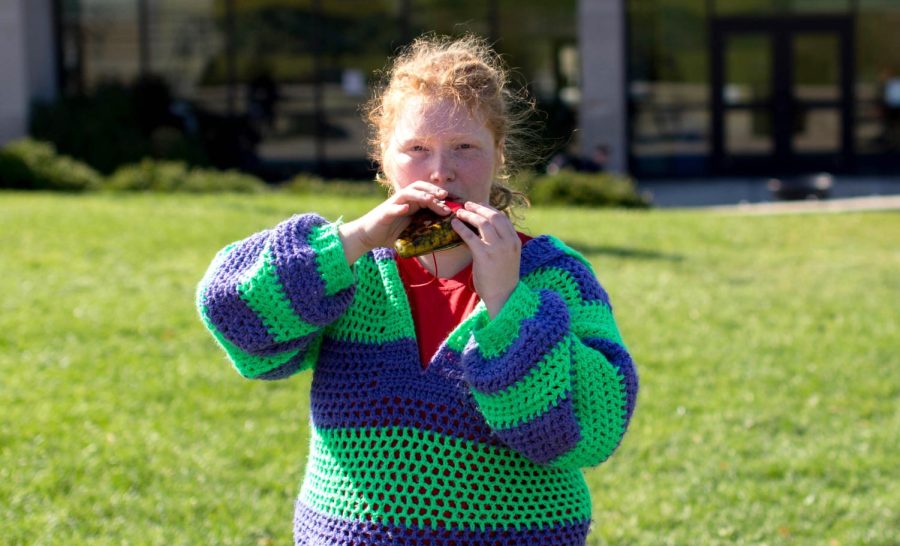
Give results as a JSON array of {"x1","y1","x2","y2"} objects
[{"x1": 394, "y1": 201, "x2": 466, "y2": 258}]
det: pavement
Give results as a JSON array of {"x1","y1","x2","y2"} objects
[
  {"x1": 636, "y1": 175, "x2": 900, "y2": 211},
  {"x1": 704, "y1": 194, "x2": 900, "y2": 214}
]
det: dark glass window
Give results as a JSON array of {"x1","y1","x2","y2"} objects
[
  {"x1": 218, "y1": 0, "x2": 401, "y2": 175},
  {"x1": 713, "y1": 0, "x2": 851, "y2": 15},
  {"x1": 60, "y1": 0, "x2": 141, "y2": 93},
  {"x1": 498, "y1": 0, "x2": 578, "y2": 155},
  {"x1": 856, "y1": 2, "x2": 900, "y2": 165},
  {"x1": 410, "y1": 0, "x2": 492, "y2": 39},
  {"x1": 628, "y1": 0, "x2": 710, "y2": 176},
  {"x1": 151, "y1": 1, "x2": 229, "y2": 113},
  {"x1": 56, "y1": 0, "x2": 579, "y2": 177}
]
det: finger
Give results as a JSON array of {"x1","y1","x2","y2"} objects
[
  {"x1": 461, "y1": 202, "x2": 517, "y2": 238},
  {"x1": 395, "y1": 187, "x2": 451, "y2": 215},
  {"x1": 463, "y1": 200, "x2": 501, "y2": 217},
  {"x1": 426, "y1": 198, "x2": 452, "y2": 216},
  {"x1": 375, "y1": 203, "x2": 412, "y2": 227},
  {"x1": 455, "y1": 208, "x2": 502, "y2": 242},
  {"x1": 382, "y1": 202, "x2": 410, "y2": 219},
  {"x1": 402, "y1": 181, "x2": 448, "y2": 200},
  {"x1": 451, "y1": 218, "x2": 483, "y2": 247}
]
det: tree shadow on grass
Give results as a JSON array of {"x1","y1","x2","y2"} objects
[{"x1": 567, "y1": 243, "x2": 684, "y2": 262}]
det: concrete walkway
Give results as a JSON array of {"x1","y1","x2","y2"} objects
[
  {"x1": 705, "y1": 194, "x2": 900, "y2": 214},
  {"x1": 637, "y1": 175, "x2": 900, "y2": 210}
]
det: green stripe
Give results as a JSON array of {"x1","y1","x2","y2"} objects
[
  {"x1": 522, "y1": 268, "x2": 623, "y2": 344},
  {"x1": 299, "y1": 426, "x2": 592, "y2": 531},
  {"x1": 309, "y1": 221, "x2": 356, "y2": 297},
  {"x1": 522, "y1": 267, "x2": 585, "y2": 309},
  {"x1": 196, "y1": 244, "x2": 300, "y2": 377},
  {"x1": 571, "y1": 301, "x2": 623, "y2": 345},
  {"x1": 472, "y1": 283, "x2": 540, "y2": 359},
  {"x1": 445, "y1": 304, "x2": 487, "y2": 352},
  {"x1": 549, "y1": 341, "x2": 627, "y2": 468},
  {"x1": 327, "y1": 255, "x2": 415, "y2": 344},
  {"x1": 199, "y1": 304, "x2": 312, "y2": 378},
  {"x1": 237, "y1": 246, "x2": 319, "y2": 342},
  {"x1": 471, "y1": 337, "x2": 572, "y2": 430}
]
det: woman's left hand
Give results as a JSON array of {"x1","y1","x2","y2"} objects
[{"x1": 451, "y1": 202, "x2": 522, "y2": 319}]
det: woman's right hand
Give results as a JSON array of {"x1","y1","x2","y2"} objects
[{"x1": 338, "y1": 181, "x2": 451, "y2": 265}]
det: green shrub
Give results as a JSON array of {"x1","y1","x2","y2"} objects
[
  {"x1": 0, "y1": 139, "x2": 103, "y2": 192},
  {"x1": 524, "y1": 170, "x2": 652, "y2": 208},
  {"x1": 107, "y1": 160, "x2": 267, "y2": 193},
  {"x1": 182, "y1": 168, "x2": 267, "y2": 194},
  {"x1": 280, "y1": 173, "x2": 388, "y2": 197}
]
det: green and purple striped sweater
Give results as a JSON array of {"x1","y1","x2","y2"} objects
[{"x1": 196, "y1": 213, "x2": 638, "y2": 546}]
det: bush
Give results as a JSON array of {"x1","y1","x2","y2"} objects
[
  {"x1": 280, "y1": 173, "x2": 388, "y2": 197},
  {"x1": 523, "y1": 170, "x2": 652, "y2": 208},
  {"x1": 107, "y1": 160, "x2": 267, "y2": 193},
  {"x1": 0, "y1": 139, "x2": 103, "y2": 192}
]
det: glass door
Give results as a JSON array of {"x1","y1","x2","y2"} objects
[
  {"x1": 711, "y1": 16, "x2": 855, "y2": 175},
  {"x1": 791, "y1": 32, "x2": 843, "y2": 158},
  {"x1": 722, "y1": 32, "x2": 775, "y2": 158}
]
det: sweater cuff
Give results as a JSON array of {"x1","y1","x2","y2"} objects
[
  {"x1": 308, "y1": 219, "x2": 355, "y2": 296},
  {"x1": 472, "y1": 282, "x2": 541, "y2": 360}
]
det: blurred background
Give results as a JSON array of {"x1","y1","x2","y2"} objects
[{"x1": 2, "y1": 0, "x2": 899, "y2": 190}]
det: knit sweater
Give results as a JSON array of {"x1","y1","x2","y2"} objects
[{"x1": 196, "y1": 213, "x2": 638, "y2": 546}]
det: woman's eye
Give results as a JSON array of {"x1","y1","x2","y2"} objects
[
  {"x1": 458, "y1": 143, "x2": 473, "y2": 150},
  {"x1": 410, "y1": 145, "x2": 426, "y2": 152}
]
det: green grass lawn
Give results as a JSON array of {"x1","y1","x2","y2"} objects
[{"x1": 1, "y1": 192, "x2": 897, "y2": 545}]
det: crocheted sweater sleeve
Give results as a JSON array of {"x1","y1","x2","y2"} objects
[
  {"x1": 196, "y1": 214, "x2": 356, "y2": 380},
  {"x1": 458, "y1": 238, "x2": 638, "y2": 470}
]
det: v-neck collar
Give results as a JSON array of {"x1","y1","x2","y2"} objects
[
  {"x1": 373, "y1": 249, "x2": 482, "y2": 374},
  {"x1": 370, "y1": 233, "x2": 558, "y2": 374}
]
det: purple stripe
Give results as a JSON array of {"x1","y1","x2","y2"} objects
[
  {"x1": 519, "y1": 235, "x2": 556, "y2": 276},
  {"x1": 461, "y1": 290, "x2": 569, "y2": 394},
  {"x1": 253, "y1": 333, "x2": 321, "y2": 379},
  {"x1": 560, "y1": 257, "x2": 610, "y2": 304},
  {"x1": 492, "y1": 394, "x2": 582, "y2": 465},
  {"x1": 202, "y1": 231, "x2": 279, "y2": 352},
  {"x1": 293, "y1": 501, "x2": 591, "y2": 546},
  {"x1": 585, "y1": 338, "x2": 638, "y2": 422},
  {"x1": 521, "y1": 237, "x2": 610, "y2": 305},
  {"x1": 372, "y1": 246, "x2": 396, "y2": 261},
  {"x1": 271, "y1": 214, "x2": 356, "y2": 325},
  {"x1": 309, "y1": 338, "x2": 497, "y2": 443}
]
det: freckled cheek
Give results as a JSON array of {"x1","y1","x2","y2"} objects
[
  {"x1": 384, "y1": 155, "x2": 420, "y2": 188},
  {"x1": 465, "y1": 157, "x2": 496, "y2": 182}
]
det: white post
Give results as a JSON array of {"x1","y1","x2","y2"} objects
[
  {"x1": 578, "y1": 0, "x2": 627, "y2": 174},
  {"x1": 0, "y1": 0, "x2": 57, "y2": 146}
]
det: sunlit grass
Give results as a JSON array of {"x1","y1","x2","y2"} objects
[{"x1": 1, "y1": 192, "x2": 896, "y2": 545}]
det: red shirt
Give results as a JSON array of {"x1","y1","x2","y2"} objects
[{"x1": 397, "y1": 233, "x2": 533, "y2": 368}]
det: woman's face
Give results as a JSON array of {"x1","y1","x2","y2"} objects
[{"x1": 382, "y1": 96, "x2": 498, "y2": 205}]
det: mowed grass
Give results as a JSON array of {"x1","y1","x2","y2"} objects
[{"x1": 1, "y1": 192, "x2": 897, "y2": 545}]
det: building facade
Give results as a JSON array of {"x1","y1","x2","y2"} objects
[{"x1": 1, "y1": 0, "x2": 898, "y2": 178}]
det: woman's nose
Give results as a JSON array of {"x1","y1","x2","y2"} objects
[{"x1": 429, "y1": 151, "x2": 455, "y2": 183}]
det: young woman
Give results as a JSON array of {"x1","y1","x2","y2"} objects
[{"x1": 197, "y1": 34, "x2": 638, "y2": 546}]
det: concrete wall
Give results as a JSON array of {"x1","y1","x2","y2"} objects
[
  {"x1": 0, "y1": 0, "x2": 56, "y2": 145},
  {"x1": 578, "y1": 0, "x2": 627, "y2": 173}
]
